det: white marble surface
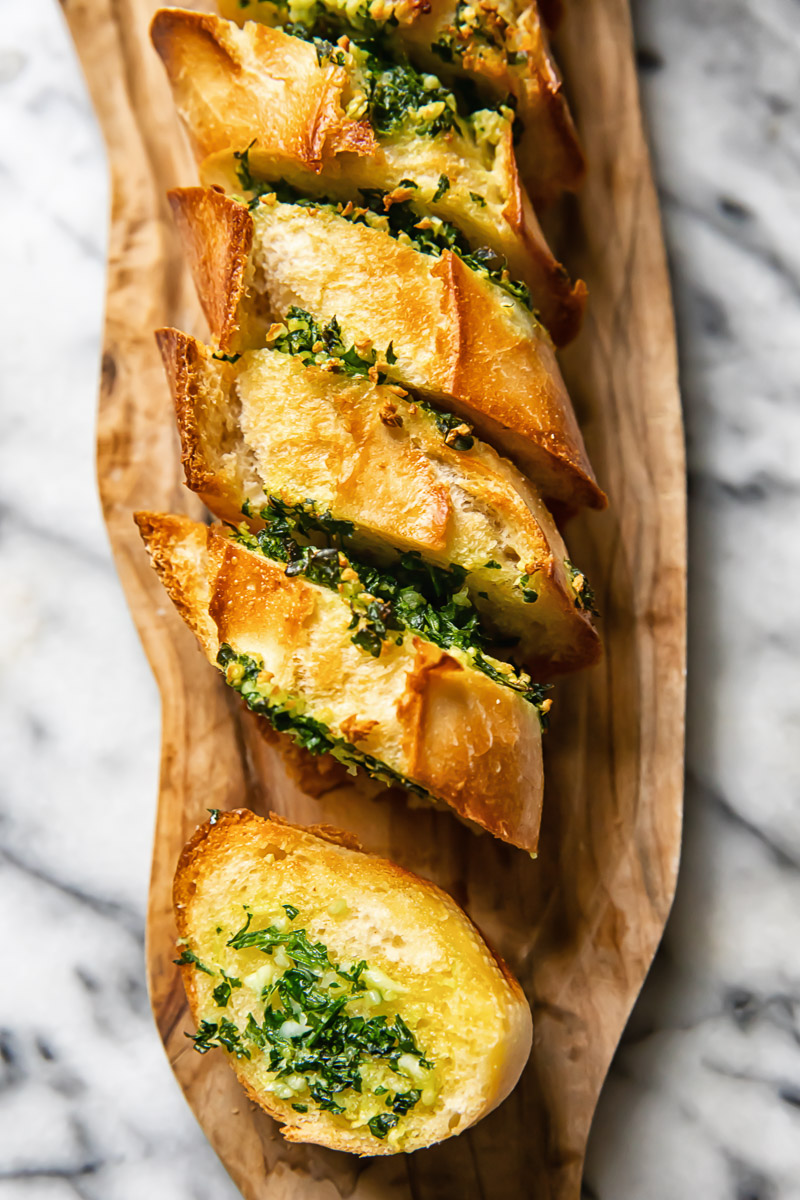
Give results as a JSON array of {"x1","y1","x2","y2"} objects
[{"x1": 0, "y1": 0, "x2": 798, "y2": 1196}]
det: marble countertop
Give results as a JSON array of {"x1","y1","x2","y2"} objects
[{"x1": 1, "y1": 1, "x2": 798, "y2": 1196}]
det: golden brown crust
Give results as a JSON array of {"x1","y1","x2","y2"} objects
[
  {"x1": 167, "y1": 187, "x2": 253, "y2": 349},
  {"x1": 168, "y1": 189, "x2": 605, "y2": 510},
  {"x1": 207, "y1": 527, "x2": 319, "y2": 649},
  {"x1": 511, "y1": 3, "x2": 585, "y2": 203},
  {"x1": 397, "y1": 640, "x2": 543, "y2": 847},
  {"x1": 132, "y1": 512, "x2": 218, "y2": 655},
  {"x1": 495, "y1": 123, "x2": 585, "y2": 342},
  {"x1": 153, "y1": 329, "x2": 238, "y2": 522},
  {"x1": 214, "y1": 0, "x2": 583, "y2": 206},
  {"x1": 136, "y1": 513, "x2": 544, "y2": 851},
  {"x1": 173, "y1": 809, "x2": 533, "y2": 1153},
  {"x1": 166, "y1": 188, "x2": 253, "y2": 356},
  {"x1": 152, "y1": 8, "x2": 583, "y2": 344},
  {"x1": 154, "y1": 323, "x2": 600, "y2": 674},
  {"x1": 439, "y1": 250, "x2": 601, "y2": 509},
  {"x1": 151, "y1": 9, "x2": 375, "y2": 168}
]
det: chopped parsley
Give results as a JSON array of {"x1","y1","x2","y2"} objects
[
  {"x1": 213, "y1": 971, "x2": 243, "y2": 1008},
  {"x1": 433, "y1": 173, "x2": 451, "y2": 202},
  {"x1": 174, "y1": 948, "x2": 215, "y2": 975},
  {"x1": 263, "y1": 304, "x2": 475, "y2": 449},
  {"x1": 431, "y1": 0, "x2": 509, "y2": 64},
  {"x1": 217, "y1": 643, "x2": 434, "y2": 796},
  {"x1": 236, "y1": 167, "x2": 534, "y2": 312},
  {"x1": 363, "y1": 58, "x2": 459, "y2": 138},
  {"x1": 229, "y1": 497, "x2": 551, "y2": 717},
  {"x1": 267, "y1": 306, "x2": 389, "y2": 380},
  {"x1": 369, "y1": 1112, "x2": 399, "y2": 1138},
  {"x1": 193, "y1": 1016, "x2": 251, "y2": 1059},
  {"x1": 188, "y1": 905, "x2": 434, "y2": 1137}
]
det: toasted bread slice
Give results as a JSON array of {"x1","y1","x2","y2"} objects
[
  {"x1": 174, "y1": 810, "x2": 533, "y2": 1153},
  {"x1": 156, "y1": 324, "x2": 600, "y2": 676},
  {"x1": 136, "y1": 512, "x2": 545, "y2": 850},
  {"x1": 151, "y1": 7, "x2": 584, "y2": 344},
  {"x1": 168, "y1": 187, "x2": 604, "y2": 511},
  {"x1": 217, "y1": 0, "x2": 584, "y2": 203}
]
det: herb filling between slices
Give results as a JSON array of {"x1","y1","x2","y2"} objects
[
  {"x1": 181, "y1": 905, "x2": 435, "y2": 1139},
  {"x1": 265, "y1": 305, "x2": 477, "y2": 450},
  {"x1": 217, "y1": 642, "x2": 435, "y2": 795},
  {"x1": 230, "y1": 495, "x2": 552, "y2": 719},
  {"x1": 234, "y1": 161, "x2": 535, "y2": 313}
]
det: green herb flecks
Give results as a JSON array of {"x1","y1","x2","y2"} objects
[
  {"x1": 363, "y1": 59, "x2": 459, "y2": 138},
  {"x1": 369, "y1": 1111, "x2": 399, "y2": 1138},
  {"x1": 190, "y1": 905, "x2": 434, "y2": 1138},
  {"x1": 234, "y1": 167, "x2": 534, "y2": 313},
  {"x1": 192, "y1": 1017, "x2": 251, "y2": 1059},
  {"x1": 431, "y1": 0, "x2": 508, "y2": 64},
  {"x1": 266, "y1": 305, "x2": 473, "y2": 450},
  {"x1": 216, "y1": 643, "x2": 433, "y2": 795},
  {"x1": 565, "y1": 559, "x2": 598, "y2": 616},
  {"x1": 213, "y1": 971, "x2": 243, "y2": 1008},
  {"x1": 267, "y1": 306, "x2": 390, "y2": 380},
  {"x1": 229, "y1": 499, "x2": 549, "y2": 716},
  {"x1": 354, "y1": 184, "x2": 534, "y2": 311},
  {"x1": 518, "y1": 573, "x2": 539, "y2": 604},
  {"x1": 417, "y1": 399, "x2": 474, "y2": 451},
  {"x1": 174, "y1": 948, "x2": 215, "y2": 975}
]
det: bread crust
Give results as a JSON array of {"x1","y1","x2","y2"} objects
[
  {"x1": 136, "y1": 512, "x2": 544, "y2": 851},
  {"x1": 151, "y1": 8, "x2": 376, "y2": 167},
  {"x1": 173, "y1": 809, "x2": 533, "y2": 1154},
  {"x1": 152, "y1": 8, "x2": 584, "y2": 344},
  {"x1": 167, "y1": 188, "x2": 604, "y2": 510},
  {"x1": 216, "y1": 0, "x2": 584, "y2": 203},
  {"x1": 155, "y1": 324, "x2": 600, "y2": 675}
]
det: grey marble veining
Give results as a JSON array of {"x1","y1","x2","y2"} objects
[
  {"x1": 0, "y1": 0, "x2": 798, "y2": 1196},
  {"x1": 585, "y1": 2, "x2": 800, "y2": 1198}
]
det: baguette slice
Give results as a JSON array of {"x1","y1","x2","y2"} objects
[
  {"x1": 174, "y1": 810, "x2": 533, "y2": 1154},
  {"x1": 156, "y1": 324, "x2": 600, "y2": 676},
  {"x1": 217, "y1": 0, "x2": 584, "y2": 203},
  {"x1": 135, "y1": 512, "x2": 545, "y2": 851},
  {"x1": 151, "y1": 7, "x2": 584, "y2": 345},
  {"x1": 168, "y1": 187, "x2": 605, "y2": 511}
]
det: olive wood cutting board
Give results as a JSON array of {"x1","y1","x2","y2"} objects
[{"x1": 62, "y1": 0, "x2": 686, "y2": 1195}]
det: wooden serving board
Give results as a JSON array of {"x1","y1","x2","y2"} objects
[{"x1": 63, "y1": 1, "x2": 686, "y2": 1195}]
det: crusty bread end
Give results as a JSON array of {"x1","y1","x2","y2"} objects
[{"x1": 174, "y1": 810, "x2": 533, "y2": 1154}]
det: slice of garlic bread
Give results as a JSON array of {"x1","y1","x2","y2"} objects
[
  {"x1": 168, "y1": 187, "x2": 604, "y2": 511},
  {"x1": 136, "y1": 512, "x2": 546, "y2": 850},
  {"x1": 217, "y1": 0, "x2": 584, "y2": 203},
  {"x1": 151, "y1": 7, "x2": 584, "y2": 344},
  {"x1": 174, "y1": 810, "x2": 533, "y2": 1153},
  {"x1": 156, "y1": 323, "x2": 600, "y2": 676}
]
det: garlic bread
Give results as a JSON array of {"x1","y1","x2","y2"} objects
[
  {"x1": 174, "y1": 809, "x2": 533, "y2": 1153},
  {"x1": 156, "y1": 322, "x2": 599, "y2": 675},
  {"x1": 136, "y1": 512, "x2": 546, "y2": 850},
  {"x1": 151, "y1": 7, "x2": 584, "y2": 344},
  {"x1": 168, "y1": 186, "x2": 605, "y2": 510},
  {"x1": 217, "y1": 0, "x2": 584, "y2": 203}
]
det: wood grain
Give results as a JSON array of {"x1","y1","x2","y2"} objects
[{"x1": 61, "y1": 0, "x2": 686, "y2": 1195}]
